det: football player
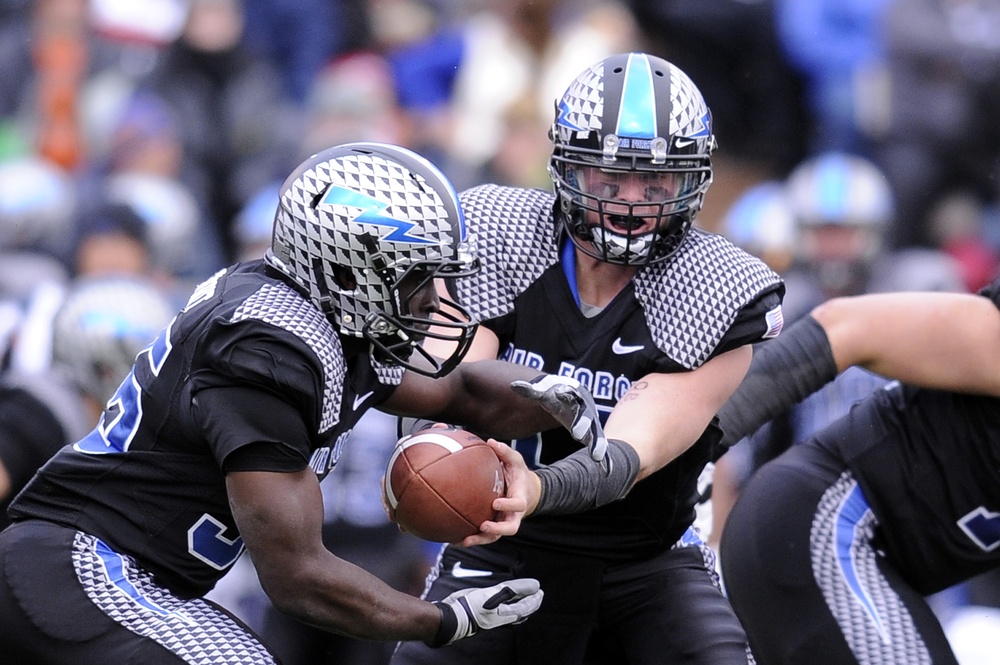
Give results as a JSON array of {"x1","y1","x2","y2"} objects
[
  {"x1": 0, "y1": 143, "x2": 604, "y2": 663},
  {"x1": 392, "y1": 53, "x2": 784, "y2": 665},
  {"x1": 0, "y1": 276, "x2": 175, "y2": 530},
  {"x1": 717, "y1": 283, "x2": 1000, "y2": 665}
]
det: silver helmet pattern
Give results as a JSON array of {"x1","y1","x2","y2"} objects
[
  {"x1": 265, "y1": 142, "x2": 479, "y2": 377},
  {"x1": 550, "y1": 53, "x2": 716, "y2": 265},
  {"x1": 51, "y1": 277, "x2": 175, "y2": 404}
]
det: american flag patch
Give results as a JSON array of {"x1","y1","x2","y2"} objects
[{"x1": 763, "y1": 305, "x2": 783, "y2": 339}]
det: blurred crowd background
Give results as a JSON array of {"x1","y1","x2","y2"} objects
[{"x1": 2, "y1": 0, "x2": 1000, "y2": 663}]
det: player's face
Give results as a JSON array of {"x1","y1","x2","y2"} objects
[
  {"x1": 573, "y1": 165, "x2": 699, "y2": 234},
  {"x1": 397, "y1": 267, "x2": 440, "y2": 332}
]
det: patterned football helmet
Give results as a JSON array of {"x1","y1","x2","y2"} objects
[
  {"x1": 51, "y1": 277, "x2": 175, "y2": 405},
  {"x1": 786, "y1": 152, "x2": 894, "y2": 233},
  {"x1": 549, "y1": 53, "x2": 716, "y2": 265},
  {"x1": 786, "y1": 152, "x2": 895, "y2": 295},
  {"x1": 265, "y1": 142, "x2": 479, "y2": 377}
]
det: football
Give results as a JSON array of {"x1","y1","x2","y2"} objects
[{"x1": 383, "y1": 427, "x2": 505, "y2": 542}]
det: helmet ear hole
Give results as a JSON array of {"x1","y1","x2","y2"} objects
[{"x1": 332, "y1": 264, "x2": 357, "y2": 291}]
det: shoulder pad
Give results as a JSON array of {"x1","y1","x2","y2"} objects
[
  {"x1": 455, "y1": 185, "x2": 560, "y2": 321},
  {"x1": 635, "y1": 229, "x2": 783, "y2": 369}
]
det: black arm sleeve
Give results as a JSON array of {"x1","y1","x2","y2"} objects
[
  {"x1": 532, "y1": 439, "x2": 640, "y2": 516},
  {"x1": 714, "y1": 315, "x2": 838, "y2": 452}
]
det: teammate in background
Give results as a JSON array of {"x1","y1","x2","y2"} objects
[
  {"x1": 0, "y1": 143, "x2": 607, "y2": 664},
  {"x1": 393, "y1": 53, "x2": 784, "y2": 665},
  {"x1": 709, "y1": 152, "x2": 964, "y2": 550},
  {"x1": 0, "y1": 276, "x2": 174, "y2": 530},
  {"x1": 716, "y1": 281, "x2": 1000, "y2": 665}
]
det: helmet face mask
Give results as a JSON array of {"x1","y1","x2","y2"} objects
[
  {"x1": 550, "y1": 53, "x2": 716, "y2": 266},
  {"x1": 265, "y1": 142, "x2": 479, "y2": 377},
  {"x1": 361, "y1": 258, "x2": 479, "y2": 376}
]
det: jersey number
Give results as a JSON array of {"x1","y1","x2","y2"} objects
[{"x1": 73, "y1": 320, "x2": 174, "y2": 455}]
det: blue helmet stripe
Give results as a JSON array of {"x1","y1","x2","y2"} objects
[
  {"x1": 616, "y1": 54, "x2": 656, "y2": 139},
  {"x1": 817, "y1": 154, "x2": 850, "y2": 219}
]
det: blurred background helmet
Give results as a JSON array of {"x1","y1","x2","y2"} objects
[
  {"x1": 785, "y1": 151, "x2": 895, "y2": 296},
  {"x1": 0, "y1": 156, "x2": 77, "y2": 258},
  {"x1": 786, "y1": 152, "x2": 894, "y2": 231},
  {"x1": 722, "y1": 181, "x2": 797, "y2": 274},
  {"x1": 51, "y1": 276, "x2": 175, "y2": 405},
  {"x1": 549, "y1": 52, "x2": 716, "y2": 266},
  {"x1": 265, "y1": 142, "x2": 478, "y2": 376},
  {"x1": 103, "y1": 172, "x2": 208, "y2": 277}
]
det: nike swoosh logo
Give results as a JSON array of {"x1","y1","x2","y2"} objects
[
  {"x1": 353, "y1": 391, "x2": 374, "y2": 411},
  {"x1": 451, "y1": 562, "x2": 493, "y2": 579},
  {"x1": 675, "y1": 137, "x2": 695, "y2": 148},
  {"x1": 612, "y1": 338, "x2": 644, "y2": 355}
]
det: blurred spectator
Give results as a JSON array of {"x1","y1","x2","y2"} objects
[
  {"x1": 300, "y1": 51, "x2": 412, "y2": 160},
  {"x1": 774, "y1": 0, "x2": 892, "y2": 156},
  {"x1": 0, "y1": 155, "x2": 77, "y2": 262},
  {"x1": 472, "y1": 92, "x2": 551, "y2": 190},
  {"x1": 77, "y1": 91, "x2": 224, "y2": 282},
  {"x1": 233, "y1": 181, "x2": 279, "y2": 263},
  {"x1": 82, "y1": 0, "x2": 188, "y2": 160},
  {"x1": 0, "y1": 0, "x2": 178, "y2": 170},
  {"x1": 104, "y1": 172, "x2": 222, "y2": 281},
  {"x1": 240, "y1": 0, "x2": 361, "y2": 105},
  {"x1": 0, "y1": 155, "x2": 77, "y2": 373},
  {"x1": 927, "y1": 191, "x2": 1000, "y2": 292},
  {"x1": 71, "y1": 201, "x2": 152, "y2": 278},
  {"x1": 875, "y1": 0, "x2": 1000, "y2": 249},
  {"x1": 0, "y1": 275, "x2": 174, "y2": 530},
  {"x1": 134, "y1": 0, "x2": 299, "y2": 262},
  {"x1": 443, "y1": 1, "x2": 640, "y2": 190}
]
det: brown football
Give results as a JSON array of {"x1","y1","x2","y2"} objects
[{"x1": 383, "y1": 428, "x2": 505, "y2": 543}]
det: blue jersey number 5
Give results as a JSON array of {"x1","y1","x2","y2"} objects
[{"x1": 74, "y1": 320, "x2": 174, "y2": 455}]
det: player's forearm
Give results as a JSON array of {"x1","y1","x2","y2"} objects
[
  {"x1": 715, "y1": 315, "x2": 838, "y2": 449},
  {"x1": 531, "y1": 439, "x2": 641, "y2": 516},
  {"x1": 815, "y1": 292, "x2": 1000, "y2": 396},
  {"x1": 449, "y1": 361, "x2": 560, "y2": 438},
  {"x1": 261, "y1": 555, "x2": 440, "y2": 642}
]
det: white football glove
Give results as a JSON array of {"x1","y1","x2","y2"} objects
[
  {"x1": 429, "y1": 578, "x2": 543, "y2": 646},
  {"x1": 510, "y1": 374, "x2": 609, "y2": 467}
]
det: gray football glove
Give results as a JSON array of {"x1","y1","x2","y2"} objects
[
  {"x1": 429, "y1": 578, "x2": 543, "y2": 646},
  {"x1": 510, "y1": 374, "x2": 609, "y2": 467}
]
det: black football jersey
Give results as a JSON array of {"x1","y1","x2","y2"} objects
[
  {"x1": 0, "y1": 373, "x2": 92, "y2": 529},
  {"x1": 816, "y1": 277, "x2": 1000, "y2": 594},
  {"x1": 9, "y1": 261, "x2": 402, "y2": 597},
  {"x1": 454, "y1": 185, "x2": 785, "y2": 559}
]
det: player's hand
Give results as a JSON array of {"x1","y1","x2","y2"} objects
[
  {"x1": 458, "y1": 440, "x2": 537, "y2": 546},
  {"x1": 510, "y1": 374, "x2": 609, "y2": 467},
  {"x1": 427, "y1": 578, "x2": 544, "y2": 646}
]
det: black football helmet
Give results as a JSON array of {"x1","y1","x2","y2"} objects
[{"x1": 550, "y1": 53, "x2": 716, "y2": 265}]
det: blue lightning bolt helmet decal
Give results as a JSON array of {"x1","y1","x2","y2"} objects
[
  {"x1": 320, "y1": 186, "x2": 433, "y2": 244},
  {"x1": 615, "y1": 53, "x2": 656, "y2": 139},
  {"x1": 556, "y1": 98, "x2": 585, "y2": 132}
]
